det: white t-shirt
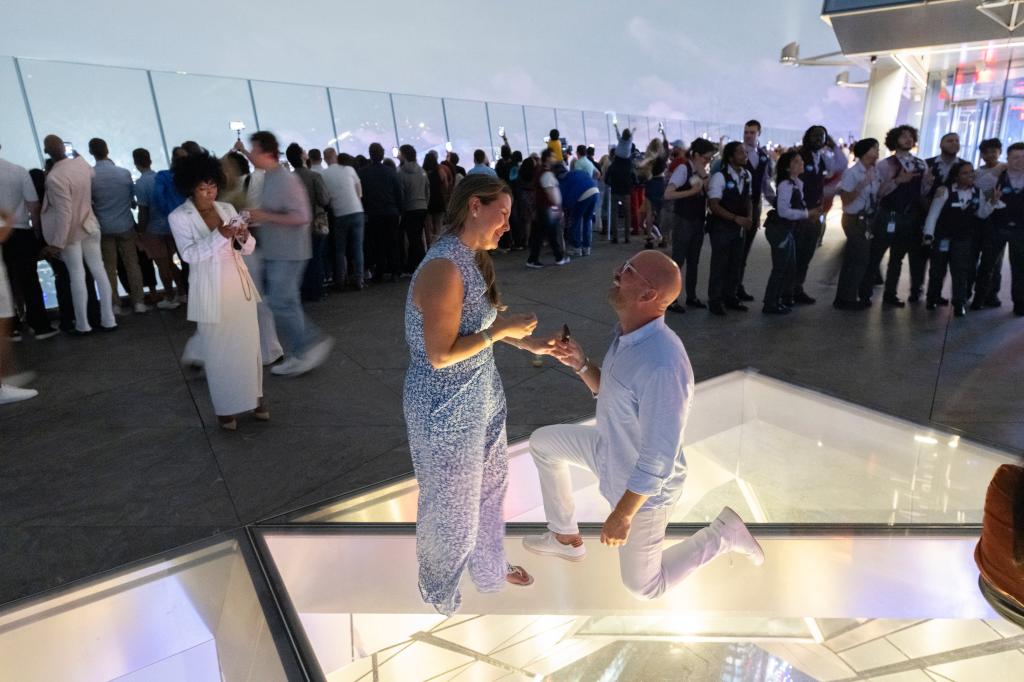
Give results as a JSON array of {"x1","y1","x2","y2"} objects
[
  {"x1": 668, "y1": 164, "x2": 690, "y2": 188},
  {"x1": 540, "y1": 170, "x2": 562, "y2": 206},
  {"x1": 321, "y1": 165, "x2": 363, "y2": 217},
  {"x1": 0, "y1": 157, "x2": 39, "y2": 229}
]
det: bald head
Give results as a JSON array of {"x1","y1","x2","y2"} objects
[
  {"x1": 43, "y1": 135, "x2": 65, "y2": 160},
  {"x1": 631, "y1": 250, "x2": 682, "y2": 311}
]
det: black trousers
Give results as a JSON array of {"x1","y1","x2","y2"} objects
[
  {"x1": 737, "y1": 202, "x2": 762, "y2": 291},
  {"x1": 707, "y1": 223, "x2": 745, "y2": 304},
  {"x1": 836, "y1": 213, "x2": 873, "y2": 303},
  {"x1": 763, "y1": 229, "x2": 795, "y2": 307},
  {"x1": 1, "y1": 229, "x2": 51, "y2": 334},
  {"x1": 975, "y1": 227, "x2": 1024, "y2": 310},
  {"x1": 973, "y1": 221, "x2": 1006, "y2": 304},
  {"x1": 366, "y1": 211, "x2": 403, "y2": 279},
  {"x1": 671, "y1": 215, "x2": 705, "y2": 301},
  {"x1": 926, "y1": 236, "x2": 975, "y2": 305},
  {"x1": 528, "y1": 210, "x2": 565, "y2": 263},
  {"x1": 402, "y1": 209, "x2": 427, "y2": 273},
  {"x1": 868, "y1": 212, "x2": 928, "y2": 298},
  {"x1": 789, "y1": 218, "x2": 820, "y2": 296}
]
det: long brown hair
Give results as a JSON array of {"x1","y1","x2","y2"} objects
[{"x1": 443, "y1": 174, "x2": 511, "y2": 309}]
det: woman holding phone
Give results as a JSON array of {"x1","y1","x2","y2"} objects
[
  {"x1": 404, "y1": 174, "x2": 554, "y2": 615},
  {"x1": 169, "y1": 152, "x2": 266, "y2": 430}
]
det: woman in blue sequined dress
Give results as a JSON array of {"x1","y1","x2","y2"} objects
[{"x1": 404, "y1": 174, "x2": 553, "y2": 615}]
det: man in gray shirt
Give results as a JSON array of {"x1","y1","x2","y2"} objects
[
  {"x1": 89, "y1": 138, "x2": 147, "y2": 315},
  {"x1": 245, "y1": 131, "x2": 333, "y2": 376}
]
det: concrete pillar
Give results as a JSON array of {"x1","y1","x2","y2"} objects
[{"x1": 861, "y1": 64, "x2": 905, "y2": 142}]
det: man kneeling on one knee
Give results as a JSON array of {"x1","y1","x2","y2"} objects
[{"x1": 524, "y1": 250, "x2": 764, "y2": 600}]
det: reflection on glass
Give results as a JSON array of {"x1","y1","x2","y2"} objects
[
  {"x1": 150, "y1": 72, "x2": 255, "y2": 157},
  {"x1": 19, "y1": 59, "x2": 167, "y2": 171},
  {"x1": 442, "y1": 98, "x2": 491, "y2": 162},
  {"x1": 391, "y1": 94, "x2": 446, "y2": 156},
  {"x1": 0, "y1": 58, "x2": 41, "y2": 169},
  {"x1": 292, "y1": 371, "x2": 1016, "y2": 525},
  {"x1": 330, "y1": 88, "x2": 397, "y2": 156},
  {"x1": 524, "y1": 105, "x2": 556, "y2": 153},
  {"x1": 249, "y1": 80, "x2": 335, "y2": 155},
  {"x1": 0, "y1": 539, "x2": 288, "y2": 682}
]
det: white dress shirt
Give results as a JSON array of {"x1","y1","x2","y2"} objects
[{"x1": 776, "y1": 178, "x2": 809, "y2": 221}]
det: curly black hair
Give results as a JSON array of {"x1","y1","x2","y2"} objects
[
  {"x1": 172, "y1": 151, "x2": 226, "y2": 198},
  {"x1": 884, "y1": 125, "x2": 918, "y2": 152}
]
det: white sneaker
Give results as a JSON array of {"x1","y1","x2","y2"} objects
[
  {"x1": 4, "y1": 371, "x2": 36, "y2": 387},
  {"x1": 262, "y1": 352, "x2": 285, "y2": 367},
  {"x1": 133, "y1": 302, "x2": 150, "y2": 314},
  {"x1": 582, "y1": 247, "x2": 591, "y2": 256},
  {"x1": 270, "y1": 356, "x2": 303, "y2": 376},
  {"x1": 522, "y1": 531, "x2": 586, "y2": 562},
  {"x1": 0, "y1": 384, "x2": 39, "y2": 405},
  {"x1": 555, "y1": 257, "x2": 571, "y2": 266},
  {"x1": 156, "y1": 299, "x2": 180, "y2": 310},
  {"x1": 289, "y1": 336, "x2": 335, "y2": 376},
  {"x1": 714, "y1": 506, "x2": 765, "y2": 566},
  {"x1": 525, "y1": 261, "x2": 544, "y2": 269}
]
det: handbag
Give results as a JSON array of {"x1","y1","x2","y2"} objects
[{"x1": 763, "y1": 209, "x2": 791, "y2": 248}]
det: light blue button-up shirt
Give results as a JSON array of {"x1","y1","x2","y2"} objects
[
  {"x1": 91, "y1": 159, "x2": 136, "y2": 234},
  {"x1": 467, "y1": 163, "x2": 497, "y2": 177},
  {"x1": 594, "y1": 316, "x2": 694, "y2": 511}
]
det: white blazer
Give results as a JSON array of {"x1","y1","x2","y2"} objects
[{"x1": 168, "y1": 199, "x2": 258, "y2": 324}]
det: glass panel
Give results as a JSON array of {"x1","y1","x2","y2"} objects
[
  {"x1": 19, "y1": 59, "x2": 166, "y2": 170},
  {"x1": 249, "y1": 80, "x2": 334, "y2": 157},
  {"x1": 1001, "y1": 97, "x2": 1024, "y2": 146},
  {"x1": 950, "y1": 101, "x2": 989, "y2": 163},
  {"x1": 0, "y1": 57, "x2": 41, "y2": 169},
  {"x1": 0, "y1": 538, "x2": 290, "y2": 682},
  {"x1": 260, "y1": 528, "x2": 1003, "y2": 681},
  {"x1": 627, "y1": 115, "x2": 650, "y2": 144},
  {"x1": 583, "y1": 111, "x2": 611, "y2": 155},
  {"x1": 555, "y1": 108, "x2": 586, "y2": 155},
  {"x1": 329, "y1": 87, "x2": 397, "y2": 156},
  {"x1": 287, "y1": 371, "x2": 1015, "y2": 524},
  {"x1": 921, "y1": 69, "x2": 955, "y2": 158},
  {"x1": 523, "y1": 105, "x2": 556, "y2": 153},
  {"x1": 391, "y1": 93, "x2": 446, "y2": 157},
  {"x1": 487, "y1": 102, "x2": 527, "y2": 157},
  {"x1": 150, "y1": 71, "x2": 255, "y2": 158},
  {"x1": 442, "y1": 98, "x2": 491, "y2": 163}
]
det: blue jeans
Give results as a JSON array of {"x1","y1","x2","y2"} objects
[
  {"x1": 333, "y1": 212, "x2": 365, "y2": 286},
  {"x1": 264, "y1": 258, "x2": 319, "y2": 357},
  {"x1": 570, "y1": 194, "x2": 599, "y2": 248}
]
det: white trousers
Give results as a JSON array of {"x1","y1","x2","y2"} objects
[
  {"x1": 529, "y1": 423, "x2": 729, "y2": 600},
  {"x1": 62, "y1": 231, "x2": 115, "y2": 332},
  {"x1": 243, "y1": 251, "x2": 283, "y2": 364}
]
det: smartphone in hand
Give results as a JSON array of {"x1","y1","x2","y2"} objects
[{"x1": 561, "y1": 324, "x2": 571, "y2": 342}]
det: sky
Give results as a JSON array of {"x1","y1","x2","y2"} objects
[{"x1": 2, "y1": 0, "x2": 867, "y2": 139}]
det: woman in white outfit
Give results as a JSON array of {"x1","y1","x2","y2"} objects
[{"x1": 169, "y1": 152, "x2": 266, "y2": 431}]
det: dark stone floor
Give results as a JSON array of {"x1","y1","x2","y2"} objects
[{"x1": 2, "y1": 222, "x2": 1022, "y2": 607}]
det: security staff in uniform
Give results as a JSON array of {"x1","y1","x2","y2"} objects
[
  {"x1": 922, "y1": 161, "x2": 994, "y2": 317},
  {"x1": 738, "y1": 119, "x2": 776, "y2": 302},
  {"x1": 972, "y1": 138, "x2": 1006, "y2": 308},
  {"x1": 705, "y1": 141, "x2": 753, "y2": 316},
  {"x1": 921, "y1": 132, "x2": 967, "y2": 300},
  {"x1": 664, "y1": 138, "x2": 717, "y2": 313},
  {"x1": 870, "y1": 125, "x2": 929, "y2": 307},
  {"x1": 974, "y1": 141, "x2": 1024, "y2": 316},
  {"x1": 834, "y1": 138, "x2": 880, "y2": 310},
  {"x1": 792, "y1": 125, "x2": 848, "y2": 304}
]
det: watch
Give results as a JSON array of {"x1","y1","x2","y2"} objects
[{"x1": 576, "y1": 359, "x2": 590, "y2": 375}]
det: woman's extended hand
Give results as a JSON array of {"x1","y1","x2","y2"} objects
[
  {"x1": 493, "y1": 313, "x2": 537, "y2": 341},
  {"x1": 517, "y1": 330, "x2": 561, "y2": 354}
]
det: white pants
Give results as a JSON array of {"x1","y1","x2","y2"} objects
[
  {"x1": 63, "y1": 232, "x2": 115, "y2": 332},
  {"x1": 243, "y1": 251, "x2": 283, "y2": 364},
  {"x1": 530, "y1": 424, "x2": 729, "y2": 600}
]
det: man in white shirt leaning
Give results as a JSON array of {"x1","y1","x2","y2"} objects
[{"x1": 523, "y1": 250, "x2": 763, "y2": 600}]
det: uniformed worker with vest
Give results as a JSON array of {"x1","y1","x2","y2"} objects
[
  {"x1": 705, "y1": 141, "x2": 754, "y2": 316},
  {"x1": 738, "y1": 119, "x2": 776, "y2": 303},
  {"x1": 974, "y1": 141, "x2": 1024, "y2": 317}
]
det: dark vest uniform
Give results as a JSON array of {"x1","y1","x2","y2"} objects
[
  {"x1": 936, "y1": 187, "x2": 983, "y2": 241},
  {"x1": 746, "y1": 146, "x2": 771, "y2": 205},
  {"x1": 675, "y1": 161, "x2": 707, "y2": 222},
  {"x1": 926, "y1": 156, "x2": 965, "y2": 201},
  {"x1": 799, "y1": 151, "x2": 828, "y2": 208},
  {"x1": 993, "y1": 171, "x2": 1024, "y2": 231},
  {"x1": 881, "y1": 155, "x2": 926, "y2": 215},
  {"x1": 710, "y1": 167, "x2": 752, "y2": 234}
]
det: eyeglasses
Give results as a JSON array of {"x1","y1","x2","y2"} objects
[{"x1": 616, "y1": 259, "x2": 655, "y2": 290}]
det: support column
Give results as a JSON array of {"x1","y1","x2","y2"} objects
[{"x1": 861, "y1": 64, "x2": 905, "y2": 142}]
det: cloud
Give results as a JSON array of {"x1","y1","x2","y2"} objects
[{"x1": 626, "y1": 16, "x2": 702, "y2": 59}]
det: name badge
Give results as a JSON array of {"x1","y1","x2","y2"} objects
[
  {"x1": 939, "y1": 239, "x2": 950, "y2": 253},
  {"x1": 726, "y1": 181, "x2": 736, "y2": 189}
]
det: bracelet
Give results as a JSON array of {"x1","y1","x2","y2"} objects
[
  {"x1": 576, "y1": 359, "x2": 590, "y2": 375},
  {"x1": 481, "y1": 328, "x2": 493, "y2": 347}
]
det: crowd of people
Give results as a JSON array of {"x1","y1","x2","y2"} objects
[{"x1": 1, "y1": 117, "x2": 1021, "y2": 413}]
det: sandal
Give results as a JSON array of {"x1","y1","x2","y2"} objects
[
  {"x1": 506, "y1": 563, "x2": 534, "y2": 587},
  {"x1": 218, "y1": 416, "x2": 237, "y2": 431},
  {"x1": 252, "y1": 408, "x2": 270, "y2": 422}
]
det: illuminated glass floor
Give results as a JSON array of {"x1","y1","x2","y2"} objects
[{"x1": 0, "y1": 370, "x2": 1017, "y2": 681}]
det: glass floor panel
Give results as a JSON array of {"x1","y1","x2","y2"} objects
[
  {"x1": 0, "y1": 537, "x2": 291, "y2": 682},
  {"x1": 256, "y1": 529, "x2": 1021, "y2": 681},
  {"x1": 283, "y1": 370, "x2": 1015, "y2": 525}
]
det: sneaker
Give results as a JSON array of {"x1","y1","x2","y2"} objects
[
  {"x1": 280, "y1": 336, "x2": 335, "y2": 377},
  {"x1": 582, "y1": 247, "x2": 591, "y2": 256},
  {"x1": 156, "y1": 299, "x2": 181, "y2": 310},
  {"x1": 555, "y1": 257, "x2": 571, "y2": 266},
  {"x1": 33, "y1": 327, "x2": 59, "y2": 340},
  {"x1": 713, "y1": 506, "x2": 765, "y2": 566},
  {"x1": 270, "y1": 356, "x2": 303, "y2": 376},
  {"x1": 262, "y1": 352, "x2": 284, "y2": 367},
  {"x1": 112, "y1": 305, "x2": 126, "y2": 316},
  {"x1": 3, "y1": 371, "x2": 36, "y2": 387},
  {"x1": 0, "y1": 384, "x2": 39, "y2": 405},
  {"x1": 522, "y1": 531, "x2": 586, "y2": 562},
  {"x1": 133, "y1": 302, "x2": 150, "y2": 314},
  {"x1": 525, "y1": 261, "x2": 544, "y2": 269},
  {"x1": 8, "y1": 330, "x2": 22, "y2": 343}
]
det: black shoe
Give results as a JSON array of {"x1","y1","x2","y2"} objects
[
  {"x1": 937, "y1": 297, "x2": 950, "y2": 306},
  {"x1": 834, "y1": 299, "x2": 868, "y2": 311},
  {"x1": 874, "y1": 271, "x2": 885, "y2": 286},
  {"x1": 954, "y1": 303, "x2": 967, "y2": 317},
  {"x1": 908, "y1": 291, "x2": 921, "y2": 303},
  {"x1": 724, "y1": 300, "x2": 749, "y2": 312},
  {"x1": 970, "y1": 299, "x2": 986, "y2": 311},
  {"x1": 644, "y1": 240, "x2": 654, "y2": 250},
  {"x1": 686, "y1": 298, "x2": 707, "y2": 309},
  {"x1": 781, "y1": 297, "x2": 795, "y2": 307},
  {"x1": 736, "y1": 287, "x2": 755, "y2": 302},
  {"x1": 610, "y1": 237, "x2": 619, "y2": 244},
  {"x1": 859, "y1": 297, "x2": 873, "y2": 307},
  {"x1": 762, "y1": 304, "x2": 791, "y2": 315},
  {"x1": 667, "y1": 302, "x2": 686, "y2": 314},
  {"x1": 926, "y1": 300, "x2": 938, "y2": 311},
  {"x1": 708, "y1": 301, "x2": 727, "y2": 316},
  {"x1": 985, "y1": 297, "x2": 1003, "y2": 308},
  {"x1": 883, "y1": 295, "x2": 906, "y2": 308},
  {"x1": 793, "y1": 291, "x2": 816, "y2": 305},
  {"x1": 1015, "y1": 306, "x2": 1024, "y2": 317}
]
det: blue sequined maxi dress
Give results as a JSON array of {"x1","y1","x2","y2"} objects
[{"x1": 403, "y1": 234, "x2": 509, "y2": 615}]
